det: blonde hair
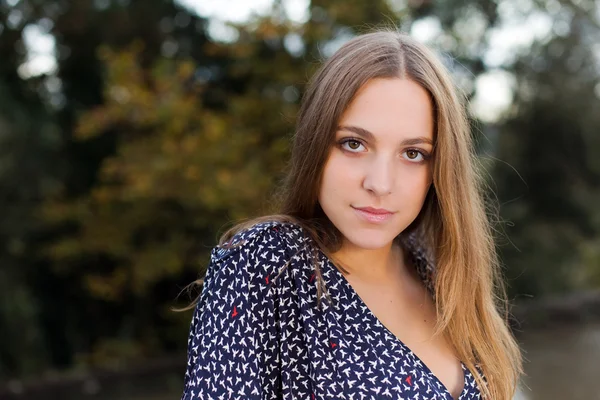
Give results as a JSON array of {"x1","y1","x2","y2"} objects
[{"x1": 185, "y1": 30, "x2": 522, "y2": 399}]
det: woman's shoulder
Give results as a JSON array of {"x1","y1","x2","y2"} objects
[
  {"x1": 208, "y1": 219, "x2": 311, "y2": 276},
  {"x1": 229, "y1": 219, "x2": 306, "y2": 245}
]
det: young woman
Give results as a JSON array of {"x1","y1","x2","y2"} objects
[{"x1": 180, "y1": 30, "x2": 522, "y2": 400}]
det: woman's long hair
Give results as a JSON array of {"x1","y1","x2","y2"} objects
[{"x1": 185, "y1": 30, "x2": 522, "y2": 399}]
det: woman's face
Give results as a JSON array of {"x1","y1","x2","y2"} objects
[{"x1": 318, "y1": 77, "x2": 434, "y2": 250}]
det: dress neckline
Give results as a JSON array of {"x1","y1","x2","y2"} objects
[{"x1": 320, "y1": 250, "x2": 471, "y2": 400}]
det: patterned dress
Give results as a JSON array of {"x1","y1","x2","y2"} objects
[{"x1": 181, "y1": 221, "x2": 481, "y2": 399}]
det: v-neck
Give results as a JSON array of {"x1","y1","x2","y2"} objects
[{"x1": 322, "y1": 254, "x2": 472, "y2": 400}]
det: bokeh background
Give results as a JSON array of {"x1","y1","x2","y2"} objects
[{"x1": 0, "y1": 0, "x2": 599, "y2": 399}]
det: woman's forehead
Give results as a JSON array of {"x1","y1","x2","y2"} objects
[{"x1": 338, "y1": 78, "x2": 434, "y2": 144}]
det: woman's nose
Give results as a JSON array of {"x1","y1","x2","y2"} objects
[{"x1": 362, "y1": 156, "x2": 394, "y2": 196}]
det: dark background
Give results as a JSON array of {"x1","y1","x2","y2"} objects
[{"x1": 0, "y1": 0, "x2": 599, "y2": 399}]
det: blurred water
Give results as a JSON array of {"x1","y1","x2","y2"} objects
[{"x1": 516, "y1": 321, "x2": 600, "y2": 400}]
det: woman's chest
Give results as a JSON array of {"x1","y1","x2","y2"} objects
[
  {"x1": 353, "y1": 285, "x2": 466, "y2": 399},
  {"x1": 274, "y1": 258, "x2": 479, "y2": 399},
  {"x1": 278, "y1": 300, "x2": 477, "y2": 400},
  {"x1": 281, "y1": 326, "x2": 471, "y2": 400},
  {"x1": 329, "y1": 312, "x2": 469, "y2": 400}
]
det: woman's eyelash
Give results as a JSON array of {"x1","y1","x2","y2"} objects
[
  {"x1": 338, "y1": 137, "x2": 365, "y2": 151},
  {"x1": 338, "y1": 138, "x2": 431, "y2": 161},
  {"x1": 405, "y1": 148, "x2": 431, "y2": 160}
]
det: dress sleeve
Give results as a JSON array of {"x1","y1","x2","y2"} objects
[{"x1": 181, "y1": 224, "x2": 293, "y2": 400}]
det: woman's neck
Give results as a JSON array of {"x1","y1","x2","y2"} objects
[{"x1": 331, "y1": 239, "x2": 407, "y2": 283}]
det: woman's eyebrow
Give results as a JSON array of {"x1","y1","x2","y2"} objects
[{"x1": 337, "y1": 125, "x2": 433, "y2": 146}]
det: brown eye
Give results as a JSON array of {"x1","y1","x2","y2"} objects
[
  {"x1": 347, "y1": 140, "x2": 361, "y2": 150},
  {"x1": 402, "y1": 149, "x2": 426, "y2": 162},
  {"x1": 340, "y1": 138, "x2": 365, "y2": 152},
  {"x1": 406, "y1": 150, "x2": 419, "y2": 159}
]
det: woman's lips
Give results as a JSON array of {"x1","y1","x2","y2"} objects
[{"x1": 352, "y1": 206, "x2": 395, "y2": 223}]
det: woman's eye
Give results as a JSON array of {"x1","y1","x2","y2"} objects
[
  {"x1": 403, "y1": 149, "x2": 426, "y2": 162},
  {"x1": 341, "y1": 139, "x2": 365, "y2": 152}
]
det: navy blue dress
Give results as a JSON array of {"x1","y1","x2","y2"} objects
[{"x1": 181, "y1": 221, "x2": 481, "y2": 399}]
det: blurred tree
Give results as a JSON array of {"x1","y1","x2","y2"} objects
[
  {"x1": 0, "y1": 0, "x2": 219, "y2": 377},
  {"x1": 0, "y1": 76, "x2": 57, "y2": 379},
  {"x1": 0, "y1": 0, "x2": 63, "y2": 379},
  {"x1": 492, "y1": 0, "x2": 600, "y2": 297}
]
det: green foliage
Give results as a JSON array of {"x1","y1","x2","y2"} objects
[
  {"x1": 42, "y1": 41, "x2": 294, "y2": 295},
  {"x1": 493, "y1": 8, "x2": 600, "y2": 297}
]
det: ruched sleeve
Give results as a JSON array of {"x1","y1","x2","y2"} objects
[{"x1": 181, "y1": 222, "x2": 296, "y2": 400}]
